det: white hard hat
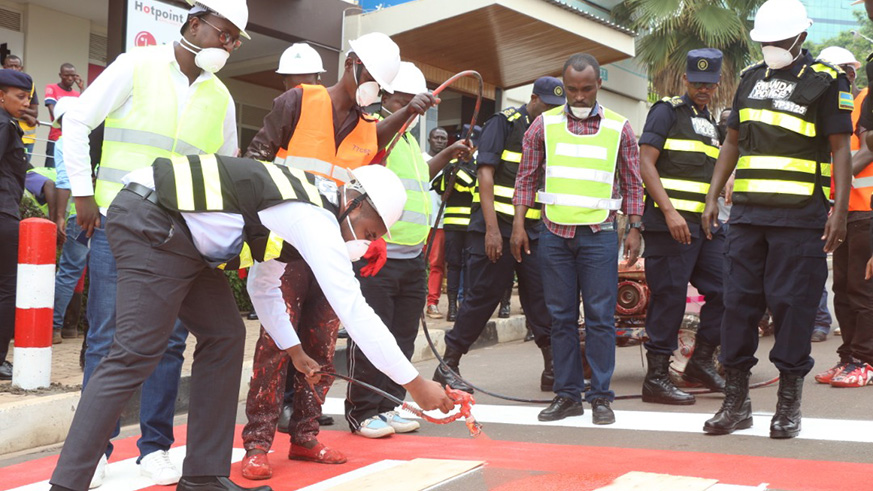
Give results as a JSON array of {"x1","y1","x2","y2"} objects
[
  {"x1": 750, "y1": 0, "x2": 812, "y2": 43},
  {"x1": 348, "y1": 165, "x2": 407, "y2": 238},
  {"x1": 348, "y1": 32, "x2": 400, "y2": 93},
  {"x1": 391, "y1": 62, "x2": 427, "y2": 95},
  {"x1": 277, "y1": 43, "x2": 325, "y2": 75},
  {"x1": 51, "y1": 97, "x2": 77, "y2": 128},
  {"x1": 819, "y1": 46, "x2": 861, "y2": 69},
  {"x1": 186, "y1": 0, "x2": 250, "y2": 40}
]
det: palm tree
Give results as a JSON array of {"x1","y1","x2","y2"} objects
[{"x1": 613, "y1": 0, "x2": 766, "y2": 110}]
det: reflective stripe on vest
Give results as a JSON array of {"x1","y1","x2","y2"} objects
[
  {"x1": 277, "y1": 84, "x2": 377, "y2": 185},
  {"x1": 538, "y1": 106, "x2": 625, "y2": 225},
  {"x1": 654, "y1": 178, "x2": 710, "y2": 213},
  {"x1": 820, "y1": 162, "x2": 831, "y2": 200},
  {"x1": 501, "y1": 149, "x2": 522, "y2": 163},
  {"x1": 848, "y1": 88, "x2": 873, "y2": 210},
  {"x1": 384, "y1": 131, "x2": 431, "y2": 245},
  {"x1": 96, "y1": 45, "x2": 229, "y2": 208},
  {"x1": 663, "y1": 138, "x2": 719, "y2": 160},
  {"x1": 739, "y1": 108, "x2": 816, "y2": 137},
  {"x1": 20, "y1": 122, "x2": 36, "y2": 144},
  {"x1": 734, "y1": 155, "x2": 819, "y2": 196}
]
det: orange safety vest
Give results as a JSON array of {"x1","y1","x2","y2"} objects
[
  {"x1": 844, "y1": 88, "x2": 873, "y2": 211},
  {"x1": 273, "y1": 84, "x2": 378, "y2": 185}
]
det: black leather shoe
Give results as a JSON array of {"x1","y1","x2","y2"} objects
[
  {"x1": 0, "y1": 360, "x2": 12, "y2": 380},
  {"x1": 447, "y1": 293, "x2": 458, "y2": 322},
  {"x1": 642, "y1": 352, "x2": 695, "y2": 405},
  {"x1": 704, "y1": 368, "x2": 753, "y2": 435},
  {"x1": 538, "y1": 396, "x2": 584, "y2": 422},
  {"x1": 247, "y1": 311, "x2": 259, "y2": 321},
  {"x1": 177, "y1": 476, "x2": 272, "y2": 491},
  {"x1": 337, "y1": 328, "x2": 348, "y2": 339},
  {"x1": 540, "y1": 346, "x2": 554, "y2": 392},
  {"x1": 317, "y1": 414, "x2": 335, "y2": 426},
  {"x1": 277, "y1": 404, "x2": 292, "y2": 434},
  {"x1": 591, "y1": 397, "x2": 615, "y2": 425},
  {"x1": 498, "y1": 288, "x2": 511, "y2": 318},
  {"x1": 770, "y1": 373, "x2": 803, "y2": 439},
  {"x1": 683, "y1": 335, "x2": 725, "y2": 392},
  {"x1": 432, "y1": 347, "x2": 473, "y2": 393}
]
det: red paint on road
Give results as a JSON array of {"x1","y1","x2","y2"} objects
[{"x1": 4, "y1": 425, "x2": 872, "y2": 491}]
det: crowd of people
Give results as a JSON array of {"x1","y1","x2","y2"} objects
[{"x1": 0, "y1": 0, "x2": 872, "y2": 490}]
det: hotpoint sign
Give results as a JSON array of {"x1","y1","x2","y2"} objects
[{"x1": 125, "y1": 0, "x2": 189, "y2": 52}]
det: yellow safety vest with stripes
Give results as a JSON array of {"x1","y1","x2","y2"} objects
[
  {"x1": 153, "y1": 154, "x2": 328, "y2": 270},
  {"x1": 374, "y1": 115, "x2": 431, "y2": 246},
  {"x1": 96, "y1": 45, "x2": 230, "y2": 208},
  {"x1": 648, "y1": 96, "x2": 719, "y2": 220},
  {"x1": 733, "y1": 59, "x2": 841, "y2": 208},
  {"x1": 538, "y1": 105, "x2": 626, "y2": 225},
  {"x1": 471, "y1": 106, "x2": 542, "y2": 227},
  {"x1": 435, "y1": 159, "x2": 477, "y2": 231}
]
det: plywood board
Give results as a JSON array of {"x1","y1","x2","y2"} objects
[
  {"x1": 325, "y1": 458, "x2": 484, "y2": 491},
  {"x1": 595, "y1": 471, "x2": 719, "y2": 491}
]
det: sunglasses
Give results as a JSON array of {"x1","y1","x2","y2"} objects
[
  {"x1": 690, "y1": 82, "x2": 718, "y2": 90},
  {"x1": 200, "y1": 17, "x2": 242, "y2": 51}
]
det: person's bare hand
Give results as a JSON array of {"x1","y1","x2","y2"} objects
[
  {"x1": 287, "y1": 345, "x2": 321, "y2": 385},
  {"x1": 405, "y1": 376, "x2": 454, "y2": 413}
]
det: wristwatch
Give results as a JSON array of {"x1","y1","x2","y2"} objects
[{"x1": 626, "y1": 221, "x2": 643, "y2": 232}]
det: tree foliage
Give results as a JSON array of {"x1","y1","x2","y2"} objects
[{"x1": 613, "y1": 0, "x2": 766, "y2": 110}]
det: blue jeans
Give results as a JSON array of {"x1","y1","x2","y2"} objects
[
  {"x1": 53, "y1": 217, "x2": 89, "y2": 331},
  {"x1": 84, "y1": 218, "x2": 189, "y2": 459},
  {"x1": 540, "y1": 226, "x2": 618, "y2": 403},
  {"x1": 24, "y1": 142, "x2": 34, "y2": 164},
  {"x1": 814, "y1": 287, "x2": 832, "y2": 334}
]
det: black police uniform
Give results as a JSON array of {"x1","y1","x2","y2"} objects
[
  {"x1": 434, "y1": 157, "x2": 477, "y2": 303},
  {"x1": 639, "y1": 93, "x2": 725, "y2": 391},
  {"x1": 723, "y1": 51, "x2": 852, "y2": 377},
  {"x1": 0, "y1": 70, "x2": 33, "y2": 375},
  {"x1": 441, "y1": 105, "x2": 552, "y2": 367}
]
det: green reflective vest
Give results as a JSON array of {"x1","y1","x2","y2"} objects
[
  {"x1": 23, "y1": 166, "x2": 76, "y2": 218},
  {"x1": 537, "y1": 105, "x2": 625, "y2": 225},
  {"x1": 95, "y1": 45, "x2": 230, "y2": 208},
  {"x1": 383, "y1": 130, "x2": 431, "y2": 246}
]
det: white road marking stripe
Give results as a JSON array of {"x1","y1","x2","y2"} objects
[
  {"x1": 8, "y1": 447, "x2": 245, "y2": 491},
  {"x1": 298, "y1": 459, "x2": 406, "y2": 490},
  {"x1": 322, "y1": 397, "x2": 873, "y2": 444}
]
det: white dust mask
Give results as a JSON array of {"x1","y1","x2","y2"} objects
[
  {"x1": 341, "y1": 188, "x2": 371, "y2": 261},
  {"x1": 762, "y1": 35, "x2": 801, "y2": 70},
  {"x1": 180, "y1": 37, "x2": 229, "y2": 74},
  {"x1": 569, "y1": 106, "x2": 593, "y2": 119}
]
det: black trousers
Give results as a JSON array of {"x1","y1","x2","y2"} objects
[
  {"x1": 50, "y1": 190, "x2": 246, "y2": 490},
  {"x1": 643, "y1": 230, "x2": 724, "y2": 355},
  {"x1": 720, "y1": 224, "x2": 827, "y2": 376},
  {"x1": 345, "y1": 255, "x2": 426, "y2": 430},
  {"x1": 0, "y1": 213, "x2": 18, "y2": 361},
  {"x1": 832, "y1": 219, "x2": 873, "y2": 365},
  {"x1": 444, "y1": 231, "x2": 551, "y2": 353},
  {"x1": 444, "y1": 229, "x2": 468, "y2": 296}
]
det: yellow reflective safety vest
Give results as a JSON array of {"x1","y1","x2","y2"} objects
[
  {"x1": 96, "y1": 45, "x2": 230, "y2": 208},
  {"x1": 435, "y1": 159, "x2": 477, "y2": 231},
  {"x1": 472, "y1": 106, "x2": 542, "y2": 227},
  {"x1": 153, "y1": 154, "x2": 330, "y2": 270},
  {"x1": 733, "y1": 59, "x2": 840, "y2": 208},
  {"x1": 24, "y1": 166, "x2": 77, "y2": 218},
  {"x1": 649, "y1": 96, "x2": 719, "y2": 220},
  {"x1": 537, "y1": 105, "x2": 625, "y2": 225},
  {"x1": 374, "y1": 115, "x2": 431, "y2": 246}
]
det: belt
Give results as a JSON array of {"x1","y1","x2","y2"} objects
[{"x1": 124, "y1": 182, "x2": 160, "y2": 205}]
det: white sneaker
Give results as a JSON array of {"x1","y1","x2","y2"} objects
[
  {"x1": 89, "y1": 454, "x2": 107, "y2": 489},
  {"x1": 379, "y1": 411, "x2": 420, "y2": 433},
  {"x1": 353, "y1": 416, "x2": 396, "y2": 438},
  {"x1": 139, "y1": 449, "x2": 181, "y2": 485}
]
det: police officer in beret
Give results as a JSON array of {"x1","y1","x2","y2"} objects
[
  {"x1": 0, "y1": 68, "x2": 35, "y2": 380},
  {"x1": 638, "y1": 49, "x2": 726, "y2": 405},
  {"x1": 434, "y1": 77, "x2": 564, "y2": 394}
]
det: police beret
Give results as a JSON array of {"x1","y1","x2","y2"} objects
[{"x1": 0, "y1": 69, "x2": 33, "y2": 91}]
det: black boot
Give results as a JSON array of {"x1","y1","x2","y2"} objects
[
  {"x1": 432, "y1": 347, "x2": 473, "y2": 393},
  {"x1": 703, "y1": 368, "x2": 752, "y2": 435},
  {"x1": 684, "y1": 335, "x2": 725, "y2": 392},
  {"x1": 498, "y1": 288, "x2": 511, "y2": 318},
  {"x1": 770, "y1": 373, "x2": 803, "y2": 439},
  {"x1": 642, "y1": 351, "x2": 695, "y2": 405},
  {"x1": 540, "y1": 345, "x2": 554, "y2": 391},
  {"x1": 277, "y1": 403, "x2": 292, "y2": 434},
  {"x1": 447, "y1": 293, "x2": 458, "y2": 322}
]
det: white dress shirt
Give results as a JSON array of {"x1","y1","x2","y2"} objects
[
  {"x1": 124, "y1": 168, "x2": 419, "y2": 386},
  {"x1": 63, "y1": 44, "x2": 238, "y2": 213}
]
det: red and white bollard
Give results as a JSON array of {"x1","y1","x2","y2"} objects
[{"x1": 13, "y1": 218, "x2": 57, "y2": 390}]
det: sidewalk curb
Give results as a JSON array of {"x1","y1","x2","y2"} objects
[{"x1": 0, "y1": 314, "x2": 526, "y2": 456}]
